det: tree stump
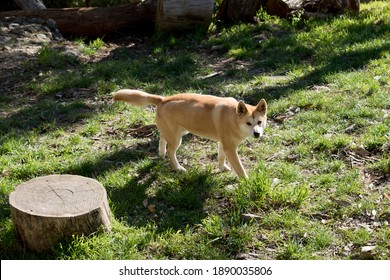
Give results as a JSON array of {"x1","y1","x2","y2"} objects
[
  {"x1": 156, "y1": 0, "x2": 214, "y2": 32},
  {"x1": 9, "y1": 175, "x2": 110, "y2": 252}
]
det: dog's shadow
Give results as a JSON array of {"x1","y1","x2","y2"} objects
[{"x1": 108, "y1": 158, "x2": 221, "y2": 232}]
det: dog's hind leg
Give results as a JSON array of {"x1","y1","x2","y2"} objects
[
  {"x1": 218, "y1": 143, "x2": 231, "y2": 172},
  {"x1": 166, "y1": 135, "x2": 186, "y2": 172},
  {"x1": 156, "y1": 114, "x2": 186, "y2": 172}
]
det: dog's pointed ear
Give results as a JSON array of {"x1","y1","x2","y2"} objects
[
  {"x1": 256, "y1": 99, "x2": 267, "y2": 115},
  {"x1": 237, "y1": 101, "x2": 248, "y2": 116}
]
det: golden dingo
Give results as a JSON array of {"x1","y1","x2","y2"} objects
[{"x1": 113, "y1": 90, "x2": 268, "y2": 178}]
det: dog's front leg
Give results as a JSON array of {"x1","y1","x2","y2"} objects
[
  {"x1": 223, "y1": 145, "x2": 247, "y2": 178},
  {"x1": 218, "y1": 143, "x2": 231, "y2": 172}
]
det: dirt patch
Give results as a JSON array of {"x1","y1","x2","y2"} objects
[
  {"x1": 0, "y1": 17, "x2": 63, "y2": 59},
  {"x1": 0, "y1": 17, "x2": 122, "y2": 93},
  {"x1": 361, "y1": 169, "x2": 390, "y2": 192}
]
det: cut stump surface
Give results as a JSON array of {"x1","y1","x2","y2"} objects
[{"x1": 9, "y1": 175, "x2": 110, "y2": 251}]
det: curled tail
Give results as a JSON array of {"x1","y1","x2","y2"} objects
[{"x1": 113, "y1": 89, "x2": 163, "y2": 107}]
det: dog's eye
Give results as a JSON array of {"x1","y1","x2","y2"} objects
[
  {"x1": 257, "y1": 121, "x2": 262, "y2": 125},
  {"x1": 246, "y1": 122, "x2": 252, "y2": 126}
]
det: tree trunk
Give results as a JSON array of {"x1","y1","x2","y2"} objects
[
  {"x1": 9, "y1": 175, "x2": 110, "y2": 252},
  {"x1": 156, "y1": 0, "x2": 214, "y2": 32},
  {"x1": 13, "y1": 0, "x2": 46, "y2": 11},
  {"x1": 0, "y1": 1, "x2": 157, "y2": 37}
]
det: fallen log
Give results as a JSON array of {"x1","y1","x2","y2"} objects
[
  {"x1": 0, "y1": 1, "x2": 157, "y2": 38},
  {"x1": 1, "y1": 0, "x2": 215, "y2": 37}
]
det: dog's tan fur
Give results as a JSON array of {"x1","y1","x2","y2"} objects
[{"x1": 113, "y1": 89, "x2": 268, "y2": 177}]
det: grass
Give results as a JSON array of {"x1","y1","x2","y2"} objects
[
  {"x1": 75, "y1": 37, "x2": 105, "y2": 56},
  {"x1": 0, "y1": 1, "x2": 389, "y2": 260}
]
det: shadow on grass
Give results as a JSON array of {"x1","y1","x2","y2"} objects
[
  {"x1": 220, "y1": 19, "x2": 390, "y2": 101},
  {"x1": 252, "y1": 41, "x2": 390, "y2": 101},
  {"x1": 108, "y1": 163, "x2": 216, "y2": 233}
]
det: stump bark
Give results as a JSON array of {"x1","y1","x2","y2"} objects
[
  {"x1": 156, "y1": 0, "x2": 214, "y2": 32},
  {"x1": 9, "y1": 175, "x2": 110, "y2": 252}
]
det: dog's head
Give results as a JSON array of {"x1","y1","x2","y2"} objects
[{"x1": 237, "y1": 99, "x2": 268, "y2": 138}]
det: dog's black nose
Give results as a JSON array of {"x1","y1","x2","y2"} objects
[{"x1": 254, "y1": 131, "x2": 260, "y2": 138}]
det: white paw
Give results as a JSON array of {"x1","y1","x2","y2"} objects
[
  {"x1": 174, "y1": 165, "x2": 187, "y2": 172},
  {"x1": 219, "y1": 164, "x2": 231, "y2": 172}
]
